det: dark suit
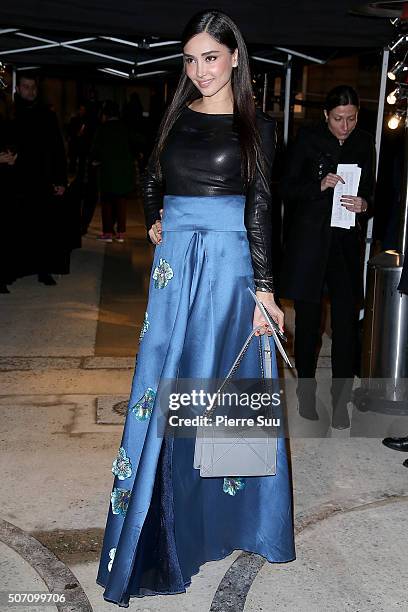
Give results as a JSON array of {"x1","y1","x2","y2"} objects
[
  {"x1": 0, "y1": 117, "x2": 18, "y2": 286},
  {"x1": 13, "y1": 94, "x2": 68, "y2": 276},
  {"x1": 279, "y1": 122, "x2": 375, "y2": 382}
]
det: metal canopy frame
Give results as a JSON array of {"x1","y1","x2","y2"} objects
[
  {"x1": 0, "y1": 28, "x2": 325, "y2": 74},
  {"x1": 0, "y1": 29, "x2": 187, "y2": 70},
  {"x1": 98, "y1": 67, "x2": 168, "y2": 79},
  {"x1": 0, "y1": 28, "x2": 328, "y2": 133}
]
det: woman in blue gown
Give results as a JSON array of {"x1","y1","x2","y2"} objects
[{"x1": 97, "y1": 9, "x2": 295, "y2": 606}]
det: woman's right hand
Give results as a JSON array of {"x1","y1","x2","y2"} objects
[
  {"x1": 321, "y1": 173, "x2": 345, "y2": 192},
  {"x1": 148, "y1": 208, "x2": 163, "y2": 244}
]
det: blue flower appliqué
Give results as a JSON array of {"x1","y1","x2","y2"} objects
[
  {"x1": 130, "y1": 387, "x2": 156, "y2": 421},
  {"x1": 223, "y1": 477, "x2": 246, "y2": 496},
  {"x1": 107, "y1": 547, "x2": 116, "y2": 572},
  {"x1": 139, "y1": 312, "x2": 149, "y2": 341},
  {"x1": 112, "y1": 447, "x2": 132, "y2": 481},
  {"x1": 153, "y1": 258, "x2": 174, "y2": 289},
  {"x1": 111, "y1": 487, "x2": 131, "y2": 516}
]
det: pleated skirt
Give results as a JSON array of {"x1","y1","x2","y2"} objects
[{"x1": 96, "y1": 195, "x2": 295, "y2": 607}]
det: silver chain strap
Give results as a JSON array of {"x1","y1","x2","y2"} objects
[{"x1": 203, "y1": 325, "x2": 266, "y2": 419}]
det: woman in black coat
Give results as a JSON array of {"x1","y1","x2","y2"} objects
[{"x1": 280, "y1": 85, "x2": 376, "y2": 428}]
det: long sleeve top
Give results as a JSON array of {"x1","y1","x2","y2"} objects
[{"x1": 142, "y1": 105, "x2": 276, "y2": 292}]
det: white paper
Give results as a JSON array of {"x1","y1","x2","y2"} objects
[{"x1": 330, "y1": 164, "x2": 361, "y2": 229}]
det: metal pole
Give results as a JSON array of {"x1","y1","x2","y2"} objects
[
  {"x1": 375, "y1": 48, "x2": 390, "y2": 176},
  {"x1": 251, "y1": 56, "x2": 285, "y2": 66},
  {"x1": 136, "y1": 53, "x2": 183, "y2": 67},
  {"x1": 12, "y1": 67, "x2": 16, "y2": 99},
  {"x1": 101, "y1": 36, "x2": 180, "y2": 48},
  {"x1": 274, "y1": 46, "x2": 326, "y2": 64},
  {"x1": 362, "y1": 48, "x2": 390, "y2": 307},
  {"x1": 283, "y1": 54, "x2": 292, "y2": 146},
  {"x1": 281, "y1": 55, "x2": 292, "y2": 244},
  {"x1": 262, "y1": 72, "x2": 268, "y2": 113},
  {"x1": 393, "y1": 109, "x2": 408, "y2": 381}
]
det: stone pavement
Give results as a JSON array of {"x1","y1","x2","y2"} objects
[{"x1": 0, "y1": 203, "x2": 407, "y2": 612}]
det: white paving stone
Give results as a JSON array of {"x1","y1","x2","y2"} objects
[
  {"x1": 0, "y1": 541, "x2": 57, "y2": 611},
  {"x1": 245, "y1": 499, "x2": 408, "y2": 612},
  {"x1": 0, "y1": 238, "x2": 104, "y2": 357},
  {"x1": 71, "y1": 552, "x2": 241, "y2": 612}
]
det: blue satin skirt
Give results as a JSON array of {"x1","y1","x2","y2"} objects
[{"x1": 96, "y1": 195, "x2": 295, "y2": 607}]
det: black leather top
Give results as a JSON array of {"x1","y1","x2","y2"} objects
[{"x1": 143, "y1": 105, "x2": 276, "y2": 292}]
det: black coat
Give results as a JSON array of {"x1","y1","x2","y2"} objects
[
  {"x1": 13, "y1": 95, "x2": 67, "y2": 196},
  {"x1": 12, "y1": 96, "x2": 69, "y2": 276},
  {"x1": 0, "y1": 117, "x2": 18, "y2": 284},
  {"x1": 279, "y1": 122, "x2": 375, "y2": 303}
]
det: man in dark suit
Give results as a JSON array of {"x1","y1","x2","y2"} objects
[{"x1": 13, "y1": 72, "x2": 67, "y2": 284}]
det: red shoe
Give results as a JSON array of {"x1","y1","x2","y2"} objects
[
  {"x1": 97, "y1": 233, "x2": 113, "y2": 243},
  {"x1": 115, "y1": 233, "x2": 125, "y2": 243}
]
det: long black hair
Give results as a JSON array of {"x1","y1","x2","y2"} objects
[
  {"x1": 324, "y1": 85, "x2": 360, "y2": 112},
  {"x1": 151, "y1": 9, "x2": 264, "y2": 186}
]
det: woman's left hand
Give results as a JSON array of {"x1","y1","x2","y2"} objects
[
  {"x1": 340, "y1": 195, "x2": 368, "y2": 213},
  {"x1": 253, "y1": 291, "x2": 284, "y2": 336}
]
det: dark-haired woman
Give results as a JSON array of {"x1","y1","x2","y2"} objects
[
  {"x1": 97, "y1": 9, "x2": 295, "y2": 607},
  {"x1": 280, "y1": 85, "x2": 375, "y2": 428}
]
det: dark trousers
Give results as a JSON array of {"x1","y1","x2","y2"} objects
[
  {"x1": 101, "y1": 193, "x2": 127, "y2": 234},
  {"x1": 294, "y1": 234, "x2": 359, "y2": 408},
  {"x1": 294, "y1": 233, "x2": 359, "y2": 379},
  {"x1": 80, "y1": 163, "x2": 98, "y2": 235},
  {"x1": 19, "y1": 192, "x2": 70, "y2": 277}
]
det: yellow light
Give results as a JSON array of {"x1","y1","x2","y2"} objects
[
  {"x1": 387, "y1": 60, "x2": 406, "y2": 81},
  {"x1": 388, "y1": 114, "x2": 401, "y2": 129},
  {"x1": 387, "y1": 89, "x2": 398, "y2": 104}
]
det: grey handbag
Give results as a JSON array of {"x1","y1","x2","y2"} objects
[{"x1": 193, "y1": 326, "x2": 278, "y2": 478}]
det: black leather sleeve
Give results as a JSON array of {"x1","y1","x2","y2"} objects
[
  {"x1": 245, "y1": 113, "x2": 276, "y2": 293},
  {"x1": 142, "y1": 152, "x2": 164, "y2": 241}
]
